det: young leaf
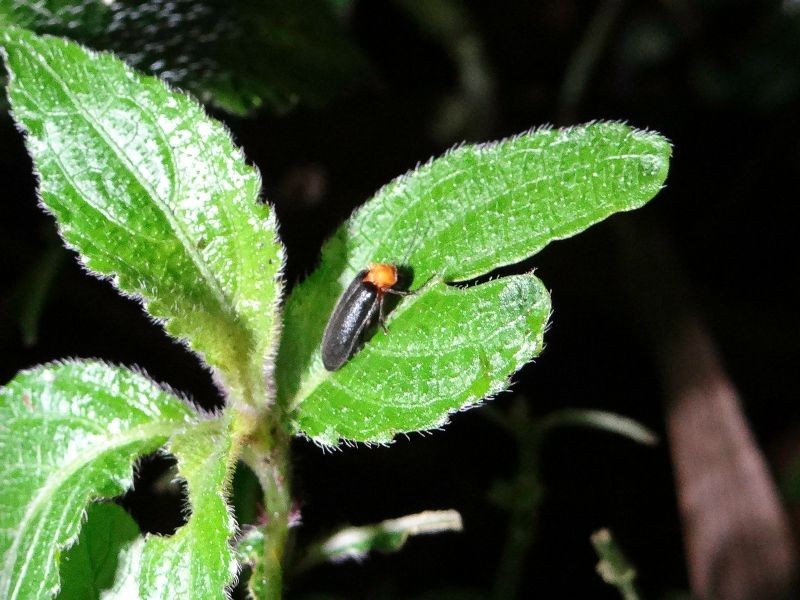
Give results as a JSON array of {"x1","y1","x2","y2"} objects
[
  {"x1": 0, "y1": 28, "x2": 284, "y2": 404},
  {"x1": 295, "y1": 510, "x2": 463, "y2": 572},
  {"x1": 0, "y1": 361, "x2": 195, "y2": 600},
  {"x1": 57, "y1": 503, "x2": 140, "y2": 600},
  {"x1": 234, "y1": 527, "x2": 269, "y2": 600},
  {"x1": 136, "y1": 416, "x2": 238, "y2": 599},
  {"x1": 278, "y1": 122, "x2": 670, "y2": 444},
  {"x1": 591, "y1": 528, "x2": 641, "y2": 600}
]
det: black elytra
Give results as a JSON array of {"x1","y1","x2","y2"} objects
[{"x1": 321, "y1": 265, "x2": 408, "y2": 371}]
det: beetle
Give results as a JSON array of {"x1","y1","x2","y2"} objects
[{"x1": 321, "y1": 262, "x2": 410, "y2": 371}]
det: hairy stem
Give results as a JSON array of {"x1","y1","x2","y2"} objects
[{"x1": 237, "y1": 409, "x2": 293, "y2": 599}]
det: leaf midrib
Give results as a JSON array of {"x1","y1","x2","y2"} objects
[{"x1": 19, "y1": 42, "x2": 235, "y2": 327}]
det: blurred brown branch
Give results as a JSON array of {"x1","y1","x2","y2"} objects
[{"x1": 619, "y1": 219, "x2": 798, "y2": 600}]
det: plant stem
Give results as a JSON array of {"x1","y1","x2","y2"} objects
[
  {"x1": 491, "y1": 419, "x2": 542, "y2": 600},
  {"x1": 591, "y1": 528, "x2": 640, "y2": 600},
  {"x1": 238, "y1": 410, "x2": 293, "y2": 599}
]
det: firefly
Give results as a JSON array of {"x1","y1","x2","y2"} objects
[{"x1": 321, "y1": 263, "x2": 409, "y2": 371}]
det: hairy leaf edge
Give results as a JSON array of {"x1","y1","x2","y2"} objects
[
  {"x1": 0, "y1": 28, "x2": 287, "y2": 401},
  {"x1": 298, "y1": 274, "x2": 553, "y2": 450},
  {"x1": 0, "y1": 358, "x2": 207, "y2": 597}
]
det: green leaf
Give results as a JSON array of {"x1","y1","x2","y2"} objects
[
  {"x1": 137, "y1": 416, "x2": 238, "y2": 599},
  {"x1": 0, "y1": 360, "x2": 195, "y2": 600},
  {"x1": 0, "y1": 1, "x2": 109, "y2": 35},
  {"x1": 1, "y1": 28, "x2": 284, "y2": 403},
  {"x1": 57, "y1": 503, "x2": 140, "y2": 600},
  {"x1": 1, "y1": 0, "x2": 366, "y2": 115},
  {"x1": 278, "y1": 122, "x2": 670, "y2": 444},
  {"x1": 293, "y1": 274, "x2": 550, "y2": 444},
  {"x1": 294, "y1": 510, "x2": 463, "y2": 572},
  {"x1": 234, "y1": 527, "x2": 268, "y2": 600},
  {"x1": 99, "y1": 538, "x2": 145, "y2": 600},
  {"x1": 101, "y1": 417, "x2": 239, "y2": 600}
]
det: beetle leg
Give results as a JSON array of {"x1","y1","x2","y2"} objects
[
  {"x1": 377, "y1": 294, "x2": 389, "y2": 333},
  {"x1": 386, "y1": 274, "x2": 437, "y2": 298}
]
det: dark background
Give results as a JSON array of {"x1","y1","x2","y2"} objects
[{"x1": 2, "y1": 1, "x2": 799, "y2": 597}]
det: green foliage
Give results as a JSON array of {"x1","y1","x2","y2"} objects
[
  {"x1": 292, "y1": 274, "x2": 550, "y2": 444},
  {"x1": 591, "y1": 528, "x2": 640, "y2": 600},
  {"x1": 235, "y1": 527, "x2": 269, "y2": 599},
  {"x1": 278, "y1": 122, "x2": 670, "y2": 444},
  {"x1": 236, "y1": 510, "x2": 462, "y2": 594},
  {"x1": 1, "y1": 27, "x2": 284, "y2": 404},
  {"x1": 135, "y1": 417, "x2": 238, "y2": 599},
  {"x1": 0, "y1": 25, "x2": 672, "y2": 600},
  {"x1": 0, "y1": 361, "x2": 194, "y2": 600},
  {"x1": 296, "y1": 510, "x2": 463, "y2": 571},
  {"x1": 0, "y1": 0, "x2": 107, "y2": 34},
  {"x1": 57, "y1": 503, "x2": 140, "y2": 600},
  {"x1": 98, "y1": 538, "x2": 146, "y2": 599},
  {"x1": 0, "y1": 0, "x2": 366, "y2": 114}
]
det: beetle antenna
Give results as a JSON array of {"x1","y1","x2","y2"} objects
[{"x1": 399, "y1": 218, "x2": 434, "y2": 267}]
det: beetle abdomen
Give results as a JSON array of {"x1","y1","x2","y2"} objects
[{"x1": 322, "y1": 270, "x2": 379, "y2": 371}]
